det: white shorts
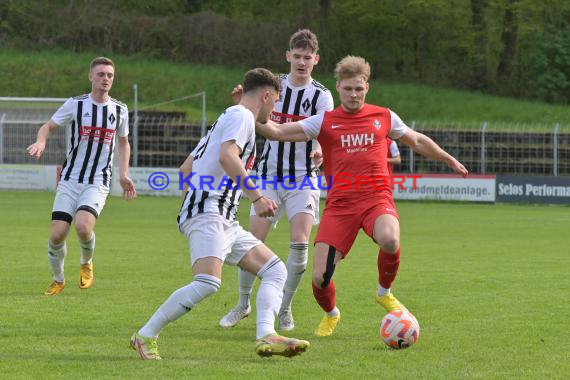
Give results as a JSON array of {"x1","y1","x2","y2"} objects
[
  {"x1": 180, "y1": 213, "x2": 263, "y2": 266},
  {"x1": 52, "y1": 180, "x2": 109, "y2": 221},
  {"x1": 249, "y1": 178, "x2": 320, "y2": 224}
]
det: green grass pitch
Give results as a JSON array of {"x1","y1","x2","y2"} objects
[{"x1": 0, "y1": 191, "x2": 568, "y2": 379}]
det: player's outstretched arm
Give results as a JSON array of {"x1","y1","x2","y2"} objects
[
  {"x1": 219, "y1": 141, "x2": 277, "y2": 218},
  {"x1": 400, "y1": 129, "x2": 468, "y2": 177},
  {"x1": 117, "y1": 136, "x2": 137, "y2": 200},
  {"x1": 255, "y1": 120, "x2": 309, "y2": 142},
  {"x1": 26, "y1": 119, "x2": 58, "y2": 159}
]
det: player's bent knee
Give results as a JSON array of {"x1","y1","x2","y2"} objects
[
  {"x1": 381, "y1": 238, "x2": 400, "y2": 253},
  {"x1": 257, "y1": 256, "x2": 286, "y2": 287}
]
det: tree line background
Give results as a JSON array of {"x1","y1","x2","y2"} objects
[{"x1": 1, "y1": 0, "x2": 570, "y2": 104}]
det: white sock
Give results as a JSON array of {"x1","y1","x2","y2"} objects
[
  {"x1": 79, "y1": 232, "x2": 95, "y2": 265},
  {"x1": 138, "y1": 274, "x2": 221, "y2": 338},
  {"x1": 48, "y1": 240, "x2": 66, "y2": 283},
  {"x1": 377, "y1": 285, "x2": 391, "y2": 297},
  {"x1": 326, "y1": 306, "x2": 340, "y2": 317},
  {"x1": 237, "y1": 268, "x2": 256, "y2": 310},
  {"x1": 280, "y1": 242, "x2": 308, "y2": 312},
  {"x1": 255, "y1": 256, "x2": 286, "y2": 339}
]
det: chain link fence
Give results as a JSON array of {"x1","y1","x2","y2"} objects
[{"x1": 1, "y1": 97, "x2": 568, "y2": 176}]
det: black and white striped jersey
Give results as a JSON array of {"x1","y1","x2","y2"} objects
[
  {"x1": 178, "y1": 105, "x2": 257, "y2": 225},
  {"x1": 52, "y1": 93, "x2": 129, "y2": 187},
  {"x1": 255, "y1": 74, "x2": 334, "y2": 181}
]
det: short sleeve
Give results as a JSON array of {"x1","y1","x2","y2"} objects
[
  {"x1": 316, "y1": 90, "x2": 334, "y2": 113},
  {"x1": 220, "y1": 107, "x2": 254, "y2": 150},
  {"x1": 299, "y1": 113, "x2": 324, "y2": 139},
  {"x1": 389, "y1": 140, "x2": 400, "y2": 157},
  {"x1": 51, "y1": 98, "x2": 75, "y2": 127},
  {"x1": 388, "y1": 110, "x2": 410, "y2": 139},
  {"x1": 117, "y1": 105, "x2": 129, "y2": 137}
]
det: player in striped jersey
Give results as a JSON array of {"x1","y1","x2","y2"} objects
[
  {"x1": 220, "y1": 29, "x2": 334, "y2": 331},
  {"x1": 255, "y1": 56, "x2": 468, "y2": 337},
  {"x1": 27, "y1": 57, "x2": 136, "y2": 296},
  {"x1": 130, "y1": 69, "x2": 310, "y2": 360}
]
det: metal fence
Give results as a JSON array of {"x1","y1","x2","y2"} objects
[{"x1": 1, "y1": 100, "x2": 568, "y2": 177}]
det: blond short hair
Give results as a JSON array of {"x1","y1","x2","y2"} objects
[
  {"x1": 334, "y1": 56, "x2": 370, "y2": 82},
  {"x1": 90, "y1": 57, "x2": 115, "y2": 70}
]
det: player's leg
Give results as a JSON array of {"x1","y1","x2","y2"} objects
[
  {"x1": 45, "y1": 219, "x2": 72, "y2": 295},
  {"x1": 74, "y1": 185, "x2": 108, "y2": 289},
  {"x1": 277, "y1": 187, "x2": 319, "y2": 330},
  {"x1": 311, "y1": 209, "x2": 358, "y2": 336},
  {"x1": 45, "y1": 182, "x2": 76, "y2": 295},
  {"x1": 312, "y1": 242, "x2": 343, "y2": 336},
  {"x1": 238, "y1": 243, "x2": 309, "y2": 357},
  {"x1": 219, "y1": 213, "x2": 272, "y2": 328},
  {"x1": 366, "y1": 204, "x2": 407, "y2": 312},
  {"x1": 132, "y1": 215, "x2": 224, "y2": 360}
]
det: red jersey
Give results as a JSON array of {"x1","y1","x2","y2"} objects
[{"x1": 300, "y1": 103, "x2": 408, "y2": 205}]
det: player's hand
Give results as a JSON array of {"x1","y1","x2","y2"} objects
[
  {"x1": 231, "y1": 84, "x2": 243, "y2": 105},
  {"x1": 26, "y1": 142, "x2": 46, "y2": 160},
  {"x1": 449, "y1": 159, "x2": 468, "y2": 178},
  {"x1": 253, "y1": 196, "x2": 277, "y2": 218},
  {"x1": 310, "y1": 149, "x2": 323, "y2": 168},
  {"x1": 120, "y1": 175, "x2": 137, "y2": 201}
]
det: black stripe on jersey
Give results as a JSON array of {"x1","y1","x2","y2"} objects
[
  {"x1": 277, "y1": 87, "x2": 293, "y2": 181},
  {"x1": 88, "y1": 105, "x2": 107, "y2": 184},
  {"x1": 287, "y1": 89, "x2": 304, "y2": 180},
  {"x1": 194, "y1": 121, "x2": 217, "y2": 160},
  {"x1": 101, "y1": 105, "x2": 120, "y2": 187},
  {"x1": 310, "y1": 90, "x2": 321, "y2": 116},
  {"x1": 225, "y1": 186, "x2": 239, "y2": 219},
  {"x1": 260, "y1": 144, "x2": 271, "y2": 178},
  {"x1": 60, "y1": 119, "x2": 77, "y2": 174},
  {"x1": 197, "y1": 190, "x2": 209, "y2": 214},
  {"x1": 78, "y1": 104, "x2": 98, "y2": 183},
  {"x1": 218, "y1": 180, "x2": 233, "y2": 216},
  {"x1": 63, "y1": 100, "x2": 83, "y2": 181},
  {"x1": 185, "y1": 189, "x2": 197, "y2": 219},
  {"x1": 306, "y1": 140, "x2": 313, "y2": 176}
]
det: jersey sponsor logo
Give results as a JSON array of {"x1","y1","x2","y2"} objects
[
  {"x1": 270, "y1": 111, "x2": 306, "y2": 124},
  {"x1": 340, "y1": 133, "x2": 375, "y2": 151},
  {"x1": 80, "y1": 126, "x2": 116, "y2": 144}
]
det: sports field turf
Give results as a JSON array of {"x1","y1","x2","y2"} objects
[{"x1": 0, "y1": 191, "x2": 568, "y2": 379}]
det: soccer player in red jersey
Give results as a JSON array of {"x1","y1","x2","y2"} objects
[{"x1": 255, "y1": 56, "x2": 468, "y2": 337}]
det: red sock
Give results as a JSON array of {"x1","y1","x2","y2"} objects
[
  {"x1": 378, "y1": 249, "x2": 400, "y2": 289},
  {"x1": 312, "y1": 281, "x2": 336, "y2": 313}
]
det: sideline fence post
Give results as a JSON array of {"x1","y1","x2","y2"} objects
[
  {"x1": 201, "y1": 91, "x2": 207, "y2": 138},
  {"x1": 553, "y1": 123, "x2": 560, "y2": 176},
  {"x1": 0, "y1": 113, "x2": 5, "y2": 163},
  {"x1": 133, "y1": 84, "x2": 139, "y2": 167},
  {"x1": 409, "y1": 121, "x2": 415, "y2": 173},
  {"x1": 480, "y1": 122, "x2": 488, "y2": 174}
]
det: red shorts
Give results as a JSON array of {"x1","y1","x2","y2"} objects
[{"x1": 314, "y1": 197, "x2": 399, "y2": 256}]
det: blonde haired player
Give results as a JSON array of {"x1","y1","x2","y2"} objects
[
  {"x1": 256, "y1": 56, "x2": 468, "y2": 337},
  {"x1": 27, "y1": 57, "x2": 136, "y2": 296}
]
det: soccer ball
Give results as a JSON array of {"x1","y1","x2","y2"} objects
[{"x1": 380, "y1": 310, "x2": 420, "y2": 349}]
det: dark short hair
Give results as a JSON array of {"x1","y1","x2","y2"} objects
[
  {"x1": 242, "y1": 68, "x2": 281, "y2": 93},
  {"x1": 90, "y1": 57, "x2": 115, "y2": 70},
  {"x1": 289, "y1": 29, "x2": 319, "y2": 53}
]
